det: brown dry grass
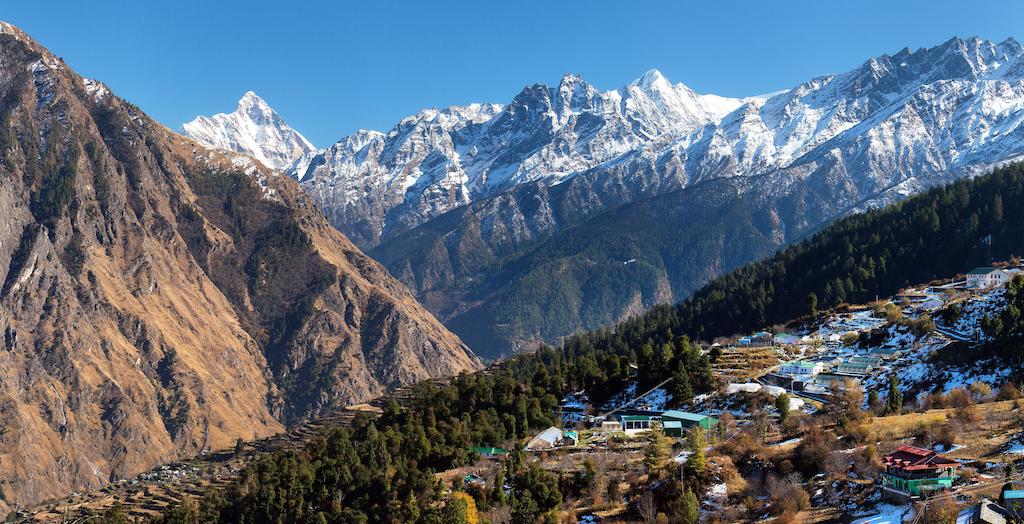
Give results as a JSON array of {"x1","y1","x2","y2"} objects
[{"x1": 867, "y1": 399, "x2": 1023, "y2": 460}]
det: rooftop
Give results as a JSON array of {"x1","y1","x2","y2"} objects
[
  {"x1": 662, "y1": 410, "x2": 710, "y2": 422},
  {"x1": 882, "y1": 445, "x2": 959, "y2": 471},
  {"x1": 1005, "y1": 489, "x2": 1024, "y2": 499},
  {"x1": 531, "y1": 427, "x2": 562, "y2": 444},
  {"x1": 967, "y1": 267, "x2": 1005, "y2": 275},
  {"x1": 785, "y1": 361, "x2": 820, "y2": 368}
]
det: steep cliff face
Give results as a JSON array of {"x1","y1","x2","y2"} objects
[{"x1": 0, "y1": 23, "x2": 477, "y2": 513}]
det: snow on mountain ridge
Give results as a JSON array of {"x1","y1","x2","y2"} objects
[
  {"x1": 182, "y1": 92, "x2": 317, "y2": 171},
  {"x1": 290, "y1": 70, "x2": 743, "y2": 246},
  {"x1": 189, "y1": 36, "x2": 1024, "y2": 251}
]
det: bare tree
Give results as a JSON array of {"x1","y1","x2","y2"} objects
[
  {"x1": 489, "y1": 504, "x2": 512, "y2": 524},
  {"x1": 637, "y1": 491, "x2": 658, "y2": 524}
]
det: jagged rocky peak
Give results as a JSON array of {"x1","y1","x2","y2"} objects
[
  {"x1": 182, "y1": 91, "x2": 317, "y2": 171},
  {"x1": 292, "y1": 68, "x2": 745, "y2": 248},
  {"x1": 237, "y1": 90, "x2": 278, "y2": 124}
]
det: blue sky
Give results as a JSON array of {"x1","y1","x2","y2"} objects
[{"x1": 6, "y1": 1, "x2": 1021, "y2": 145}]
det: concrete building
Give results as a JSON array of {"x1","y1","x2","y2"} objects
[
  {"x1": 779, "y1": 360, "x2": 825, "y2": 377},
  {"x1": 967, "y1": 267, "x2": 1012, "y2": 289},
  {"x1": 620, "y1": 415, "x2": 654, "y2": 436}
]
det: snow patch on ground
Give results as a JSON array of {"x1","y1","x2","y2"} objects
[{"x1": 851, "y1": 502, "x2": 912, "y2": 523}]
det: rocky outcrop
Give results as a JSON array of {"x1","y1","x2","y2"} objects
[{"x1": 0, "y1": 23, "x2": 477, "y2": 514}]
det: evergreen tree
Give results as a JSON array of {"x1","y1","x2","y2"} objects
[
  {"x1": 807, "y1": 292, "x2": 818, "y2": 317},
  {"x1": 776, "y1": 393, "x2": 791, "y2": 424},
  {"x1": 675, "y1": 489, "x2": 699, "y2": 524},
  {"x1": 644, "y1": 422, "x2": 672, "y2": 480},
  {"x1": 686, "y1": 428, "x2": 706, "y2": 475},
  {"x1": 868, "y1": 389, "x2": 880, "y2": 414},
  {"x1": 886, "y1": 376, "x2": 903, "y2": 415},
  {"x1": 670, "y1": 364, "x2": 694, "y2": 402}
]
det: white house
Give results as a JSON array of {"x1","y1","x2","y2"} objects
[
  {"x1": 966, "y1": 267, "x2": 1011, "y2": 289},
  {"x1": 779, "y1": 360, "x2": 825, "y2": 377},
  {"x1": 619, "y1": 415, "x2": 655, "y2": 436}
]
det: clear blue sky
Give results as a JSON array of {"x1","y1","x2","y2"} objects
[{"x1": 6, "y1": 1, "x2": 1021, "y2": 146}]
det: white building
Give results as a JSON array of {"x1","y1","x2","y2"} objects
[
  {"x1": 526, "y1": 427, "x2": 562, "y2": 450},
  {"x1": 779, "y1": 360, "x2": 825, "y2": 377},
  {"x1": 966, "y1": 267, "x2": 1011, "y2": 289}
]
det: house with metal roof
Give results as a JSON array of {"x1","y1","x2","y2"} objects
[
  {"x1": 880, "y1": 445, "x2": 959, "y2": 500},
  {"x1": 661, "y1": 410, "x2": 718, "y2": 436},
  {"x1": 779, "y1": 360, "x2": 824, "y2": 377},
  {"x1": 774, "y1": 333, "x2": 801, "y2": 345},
  {"x1": 470, "y1": 446, "x2": 510, "y2": 458},
  {"x1": 526, "y1": 426, "x2": 563, "y2": 450}
]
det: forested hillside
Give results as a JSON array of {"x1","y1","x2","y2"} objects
[
  {"x1": 672, "y1": 163, "x2": 1024, "y2": 341},
  {"x1": 152, "y1": 164, "x2": 1024, "y2": 524},
  {"x1": 155, "y1": 328, "x2": 713, "y2": 523},
  {"x1": 442, "y1": 177, "x2": 787, "y2": 357}
]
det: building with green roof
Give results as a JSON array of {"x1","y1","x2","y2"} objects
[{"x1": 661, "y1": 410, "x2": 718, "y2": 436}]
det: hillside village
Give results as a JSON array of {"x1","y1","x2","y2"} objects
[
  {"x1": 18, "y1": 266, "x2": 1024, "y2": 523},
  {"x1": 474, "y1": 264, "x2": 1024, "y2": 523}
]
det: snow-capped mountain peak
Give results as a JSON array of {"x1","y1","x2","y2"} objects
[
  {"x1": 237, "y1": 90, "x2": 277, "y2": 124},
  {"x1": 211, "y1": 36, "x2": 1024, "y2": 253},
  {"x1": 182, "y1": 92, "x2": 317, "y2": 171}
]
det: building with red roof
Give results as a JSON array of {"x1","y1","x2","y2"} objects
[{"x1": 880, "y1": 445, "x2": 960, "y2": 499}]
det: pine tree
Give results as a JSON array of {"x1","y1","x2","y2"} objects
[
  {"x1": 886, "y1": 376, "x2": 902, "y2": 415},
  {"x1": 868, "y1": 388, "x2": 880, "y2": 414},
  {"x1": 807, "y1": 292, "x2": 818, "y2": 317},
  {"x1": 670, "y1": 364, "x2": 693, "y2": 402},
  {"x1": 677, "y1": 488, "x2": 699, "y2": 524},
  {"x1": 686, "y1": 428, "x2": 706, "y2": 475},
  {"x1": 643, "y1": 422, "x2": 672, "y2": 480},
  {"x1": 776, "y1": 393, "x2": 791, "y2": 424}
]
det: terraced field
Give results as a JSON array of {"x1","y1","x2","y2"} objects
[
  {"x1": 15, "y1": 381, "x2": 454, "y2": 522},
  {"x1": 710, "y1": 345, "x2": 784, "y2": 381}
]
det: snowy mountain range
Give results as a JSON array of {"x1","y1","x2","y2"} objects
[
  {"x1": 182, "y1": 91, "x2": 317, "y2": 171},
  {"x1": 182, "y1": 36, "x2": 1024, "y2": 356},
  {"x1": 184, "y1": 36, "x2": 1024, "y2": 249}
]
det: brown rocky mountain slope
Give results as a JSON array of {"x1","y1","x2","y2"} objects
[{"x1": 0, "y1": 22, "x2": 478, "y2": 513}]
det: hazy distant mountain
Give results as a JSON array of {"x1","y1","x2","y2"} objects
[{"x1": 182, "y1": 91, "x2": 317, "y2": 171}]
